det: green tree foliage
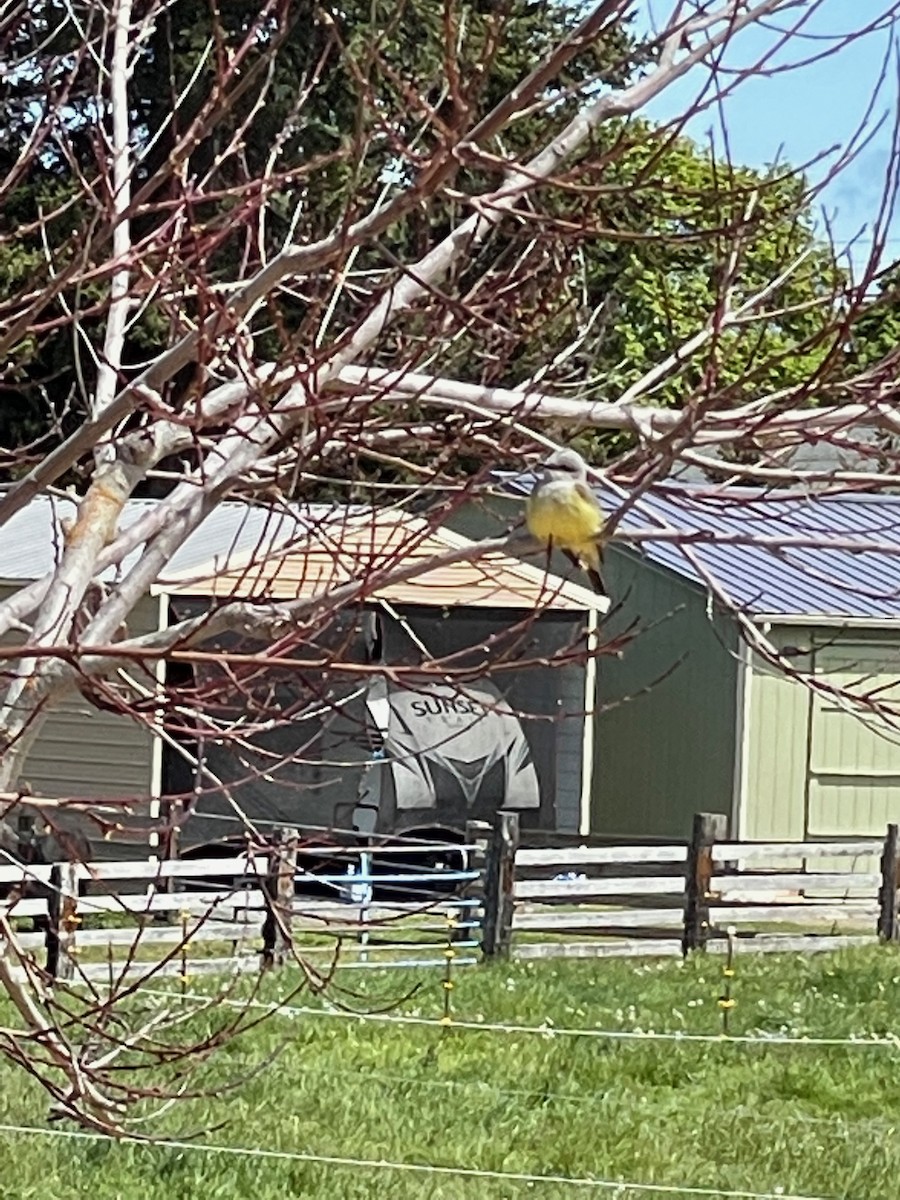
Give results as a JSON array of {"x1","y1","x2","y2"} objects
[
  {"x1": 563, "y1": 132, "x2": 845, "y2": 404},
  {"x1": 844, "y1": 265, "x2": 900, "y2": 377},
  {"x1": 377, "y1": 119, "x2": 849, "y2": 466},
  {"x1": 0, "y1": 1, "x2": 634, "y2": 469},
  {"x1": 0, "y1": 1, "x2": 851, "y2": 475}
]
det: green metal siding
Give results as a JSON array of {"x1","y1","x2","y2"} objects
[
  {"x1": 593, "y1": 551, "x2": 738, "y2": 839},
  {"x1": 19, "y1": 694, "x2": 156, "y2": 798}
]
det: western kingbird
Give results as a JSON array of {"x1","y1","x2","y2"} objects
[{"x1": 525, "y1": 448, "x2": 605, "y2": 594}]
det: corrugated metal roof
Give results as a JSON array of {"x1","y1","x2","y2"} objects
[
  {"x1": 169, "y1": 508, "x2": 605, "y2": 611},
  {"x1": 0, "y1": 495, "x2": 333, "y2": 582},
  {"x1": 501, "y1": 476, "x2": 900, "y2": 620},
  {"x1": 1, "y1": 493, "x2": 76, "y2": 580},
  {"x1": 0, "y1": 495, "x2": 604, "y2": 612}
]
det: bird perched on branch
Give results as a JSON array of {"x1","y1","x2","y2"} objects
[{"x1": 525, "y1": 448, "x2": 606, "y2": 594}]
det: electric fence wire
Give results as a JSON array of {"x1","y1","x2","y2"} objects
[
  {"x1": 0, "y1": 1122, "x2": 835, "y2": 1199},
  {"x1": 143, "y1": 986, "x2": 900, "y2": 1049}
]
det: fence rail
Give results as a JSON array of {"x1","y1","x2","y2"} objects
[
  {"x1": 0, "y1": 830, "x2": 481, "y2": 982},
  {"x1": 468, "y1": 813, "x2": 900, "y2": 961},
  {"x1": 4, "y1": 813, "x2": 900, "y2": 977}
]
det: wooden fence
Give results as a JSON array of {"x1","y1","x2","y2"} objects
[
  {"x1": 0, "y1": 833, "x2": 481, "y2": 983},
  {"x1": 472, "y1": 812, "x2": 899, "y2": 961},
  {"x1": 4, "y1": 813, "x2": 900, "y2": 979}
]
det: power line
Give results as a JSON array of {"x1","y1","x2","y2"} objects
[{"x1": 0, "y1": 1122, "x2": 834, "y2": 1199}]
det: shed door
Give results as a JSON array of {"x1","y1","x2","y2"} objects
[{"x1": 808, "y1": 642, "x2": 900, "y2": 837}]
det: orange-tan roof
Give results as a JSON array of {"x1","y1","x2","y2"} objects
[{"x1": 159, "y1": 509, "x2": 606, "y2": 612}]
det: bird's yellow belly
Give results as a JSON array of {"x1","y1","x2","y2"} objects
[{"x1": 526, "y1": 487, "x2": 602, "y2": 548}]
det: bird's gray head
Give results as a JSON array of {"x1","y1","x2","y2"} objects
[{"x1": 538, "y1": 448, "x2": 589, "y2": 484}]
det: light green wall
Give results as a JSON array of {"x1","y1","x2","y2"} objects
[
  {"x1": 741, "y1": 631, "x2": 811, "y2": 842},
  {"x1": 743, "y1": 634, "x2": 881, "y2": 879},
  {"x1": 19, "y1": 689, "x2": 156, "y2": 799},
  {"x1": 593, "y1": 551, "x2": 738, "y2": 839},
  {"x1": 744, "y1": 629, "x2": 900, "y2": 842},
  {"x1": 807, "y1": 637, "x2": 900, "y2": 836}
]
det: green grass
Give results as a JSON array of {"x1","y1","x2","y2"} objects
[{"x1": 4, "y1": 946, "x2": 900, "y2": 1198}]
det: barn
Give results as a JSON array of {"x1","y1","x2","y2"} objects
[
  {"x1": 0, "y1": 494, "x2": 606, "y2": 858},
  {"x1": 463, "y1": 481, "x2": 900, "y2": 845},
  {"x1": 593, "y1": 486, "x2": 900, "y2": 843}
]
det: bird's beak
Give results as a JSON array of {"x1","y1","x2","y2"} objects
[{"x1": 490, "y1": 468, "x2": 541, "y2": 494}]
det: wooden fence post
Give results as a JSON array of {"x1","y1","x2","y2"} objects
[
  {"x1": 878, "y1": 823, "x2": 900, "y2": 942},
  {"x1": 46, "y1": 862, "x2": 80, "y2": 981},
  {"x1": 262, "y1": 827, "x2": 298, "y2": 969},
  {"x1": 481, "y1": 811, "x2": 519, "y2": 959},
  {"x1": 463, "y1": 819, "x2": 490, "y2": 950},
  {"x1": 683, "y1": 812, "x2": 727, "y2": 956}
]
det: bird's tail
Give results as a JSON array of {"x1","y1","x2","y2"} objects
[
  {"x1": 563, "y1": 545, "x2": 605, "y2": 596},
  {"x1": 585, "y1": 565, "x2": 605, "y2": 595}
]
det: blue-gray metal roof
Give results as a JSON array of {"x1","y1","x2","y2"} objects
[{"x1": 503, "y1": 477, "x2": 900, "y2": 621}]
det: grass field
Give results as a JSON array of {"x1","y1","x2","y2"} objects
[{"x1": 3, "y1": 945, "x2": 900, "y2": 1198}]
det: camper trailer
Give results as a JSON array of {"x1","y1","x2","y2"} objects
[{"x1": 164, "y1": 601, "x2": 593, "y2": 855}]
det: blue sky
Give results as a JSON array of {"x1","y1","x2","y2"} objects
[{"x1": 635, "y1": 2, "x2": 899, "y2": 265}]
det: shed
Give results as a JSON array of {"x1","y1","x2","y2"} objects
[
  {"x1": 0, "y1": 496, "x2": 606, "y2": 855},
  {"x1": 589, "y1": 486, "x2": 900, "y2": 842},
  {"x1": 473, "y1": 480, "x2": 900, "y2": 844}
]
